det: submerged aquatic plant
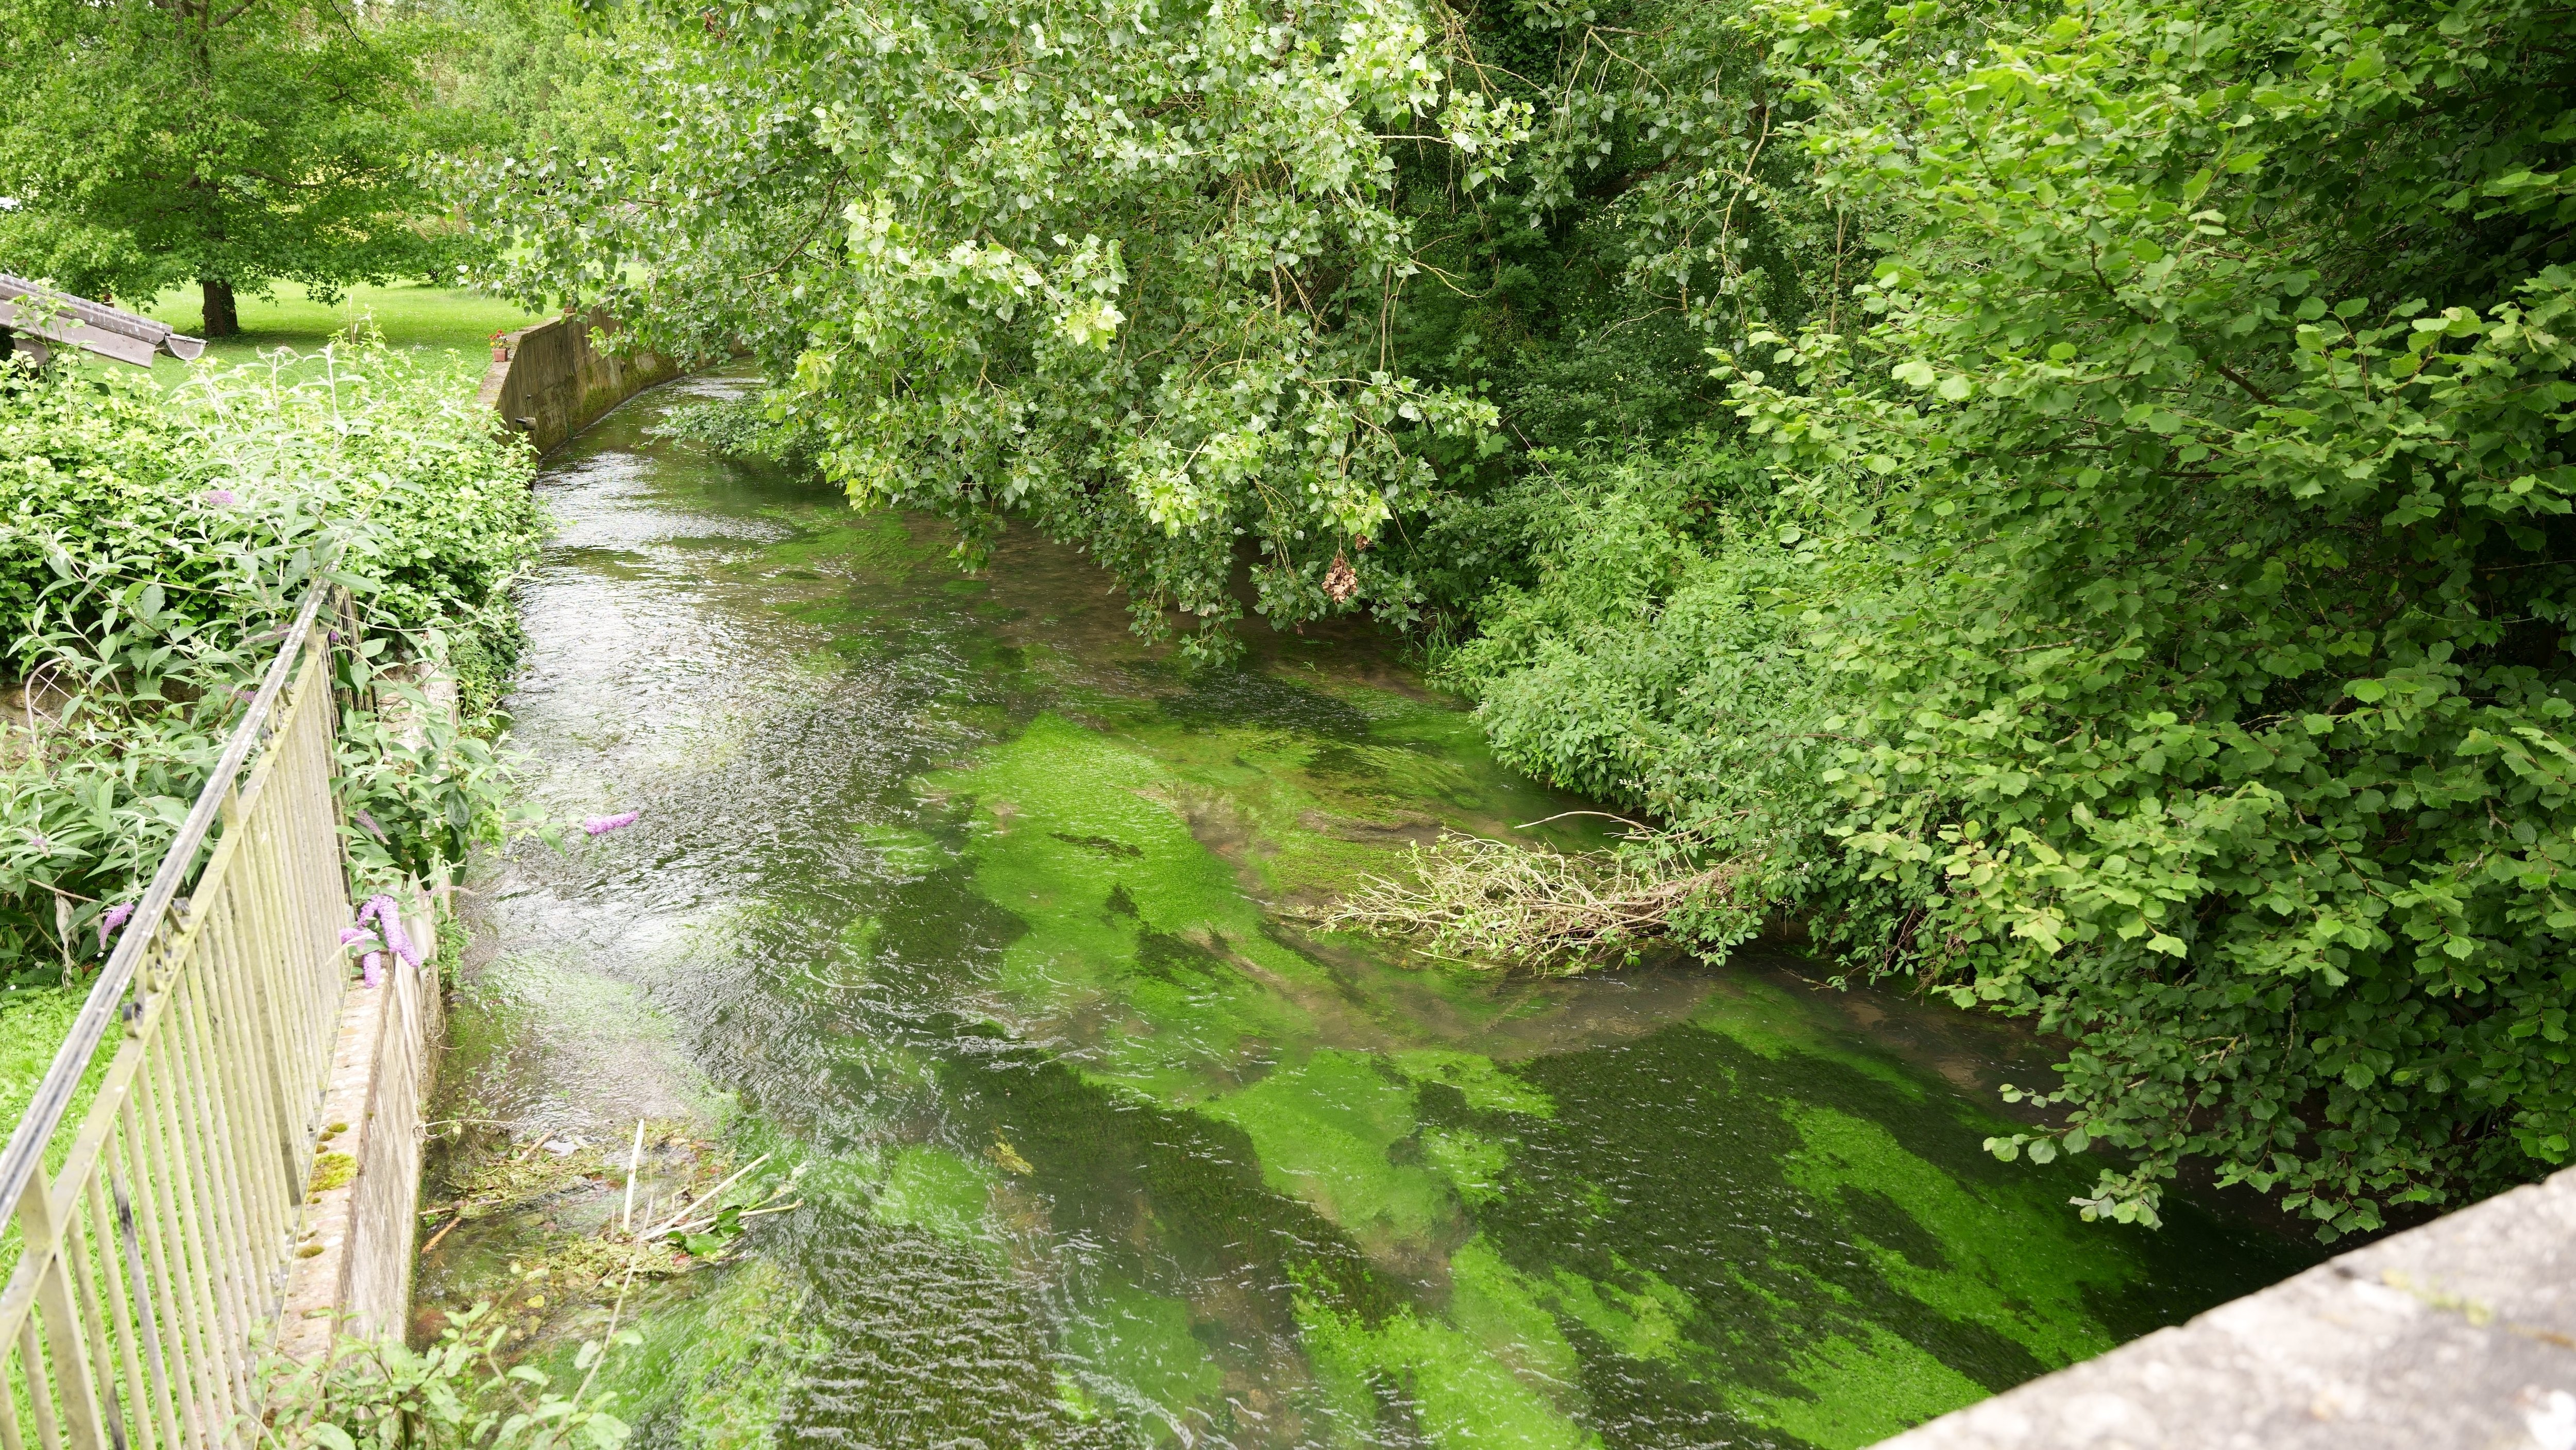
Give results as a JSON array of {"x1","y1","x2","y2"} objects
[{"x1": 1314, "y1": 831, "x2": 1746, "y2": 973}]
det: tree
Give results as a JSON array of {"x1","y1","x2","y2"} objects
[
  {"x1": 459, "y1": 0, "x2": 1534, "y2": 653},
  {"x1": 0, "y1": 0, "x2": 486, "y2": 335},
  {"x1": 459, "y1": 0, "x2": 1845, "y2": 644},
  {"x1": 1717, "y1": 0, "x2": 2576, "y2": 1235}
]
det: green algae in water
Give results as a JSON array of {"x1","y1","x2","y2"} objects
[
  {"x1": 869, "y1": 1144, "x2": 1000, "y2": 1247},
  {"x1": 928, "y1": 706, "x2": 2306, "y2": 1447},
  {"x1": 1060, "y1": 1280, "x2": 1228, "y2": 1428},
  {"x1": 1201, "y1": 1050, "x2": 1462, "y2": 1265},
  {"x1": 450, "y1": 380, "x2": 2318, "y2": 1450},
  {"x1": 605, "y1": 1259, "x2": 828, "y2": 1450}
]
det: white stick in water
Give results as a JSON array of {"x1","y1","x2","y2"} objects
[
  {"x1": 622, "y1": 1118, "x2": 646, "y2": 1234},
  {"x1": 642, "y1": 1153, "x2": 771, "y2": 1240}
]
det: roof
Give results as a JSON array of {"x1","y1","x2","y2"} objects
[{"x1": 0, "y1": 273, "x2": 205, "y2": 366}]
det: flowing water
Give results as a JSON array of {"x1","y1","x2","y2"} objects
[{"x1": 419, "y1": 378, "x2": 2314, "y2": 1450}]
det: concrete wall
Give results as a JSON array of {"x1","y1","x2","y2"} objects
[
  {"x1": 277, "y1": 893, "x2": 442, "y2": 1359},
  {"x1": 1876, "y1": 1165, "x2": 2576, "y2": 1449},
  {"x1": 477, "y1": 309, "x2": 679, "y2": 457},
  {"x1": 276, "y1": 665, "x2": 457, "y2": 1360}
]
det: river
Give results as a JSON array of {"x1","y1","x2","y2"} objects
[{"x1": 415, "y1": 377, "x2": 2313, "y2": 1450}]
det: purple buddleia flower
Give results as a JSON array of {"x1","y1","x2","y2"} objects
[
  {"x1": 202, "y1": 488, "x2": 237, "y2": 508},
  {"x1": 361, "y1": 951, "x2": 383, "y2": 987},
  {"x1": 352, "y1": 810, "x2": 388, "y2": 844},
  {"x1": 356, "y1": 894, "x2": 421, "y2": 970},
  {"x1": 382, "y1": 915, "x2": 420, "y2": 970},
  {"x1": 339, "y1": 926, "x2": 373, "y2": 947},
  {"x1": 96, "y1": 902, "x2": 134, "y2": 950},
  {"x1": 27, "y1": 831, "x2": 50, "y2": 856},
  {"x1": 583, "y1": 811, "x2": 641, "y2": 836}
]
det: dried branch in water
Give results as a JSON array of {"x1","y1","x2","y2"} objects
[{"x1": 1306, "y1": 831, "x2": 1745, "y2": 974}]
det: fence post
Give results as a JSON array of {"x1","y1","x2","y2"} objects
[{"x1": 15, "y1": 1166, "x2": 109, "y2": 1450}]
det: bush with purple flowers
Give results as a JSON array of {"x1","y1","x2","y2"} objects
[{"x1": 0, "y1": 342, "x2": 546, "y2": 993}]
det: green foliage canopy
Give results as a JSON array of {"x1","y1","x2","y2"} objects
[
  {"x1": 460, "y1": 0, "x2": 1546, "y2": 651},
  {"x1": 1725, "y1": 0, "x2": 2576, "y2": 1232}
]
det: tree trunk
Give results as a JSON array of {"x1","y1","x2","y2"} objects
[{"x1": 199, "y1": 279, "x2": 238, "y2": 338}]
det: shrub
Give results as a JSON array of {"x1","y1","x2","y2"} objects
[
  {"x1": 0, "y1": 346, "x2": 546, "y2": 992},
  {"x1": 1431, "y1": 441, "x2": 1893, "y2": 956},
  {"x1": 1435, "y1": 0, "x2": 2576, "y2": 1238},
  {"x1": 260, "y1": 1302, "x2": 635, "y2": 1450}
]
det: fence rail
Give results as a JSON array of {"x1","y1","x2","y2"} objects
[{"x1": 0, "y1": 584, "x2": 355, "y2": 1450}]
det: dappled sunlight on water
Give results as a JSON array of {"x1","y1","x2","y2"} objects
[{"x1": 419, "y1": 377, "x2": 2317, "y2": 1450}]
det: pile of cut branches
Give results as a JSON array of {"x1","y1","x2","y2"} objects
[{"x1": 1310, "y1": 832, "x2": 1745, "y2": 974}]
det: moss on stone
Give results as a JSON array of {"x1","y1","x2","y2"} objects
[{"x1": 309, "y1": 1151, "x2": 358, "y2": 1193}]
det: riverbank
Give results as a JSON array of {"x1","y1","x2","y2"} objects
[{"x1": 414, "y1": 377, "x2": 2320, "y2": 1450}]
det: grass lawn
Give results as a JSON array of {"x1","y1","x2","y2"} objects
[{"x1": 134, "y1": 278, "x2": 546, "y2": 388}]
